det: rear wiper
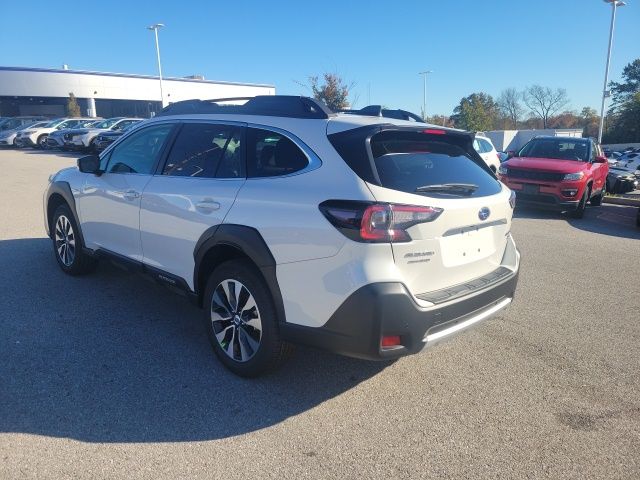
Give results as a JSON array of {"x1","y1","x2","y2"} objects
[{"x1": 415, "y1": 183, "x2": 479, "y2": 195}]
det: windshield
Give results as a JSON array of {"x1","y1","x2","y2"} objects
[
  {"x1": 93, "y1": 119, "x2": 120, "y2": 129},
  {"x1": 45, "y1": 119, "x2": 64, "y2": 128},
  {"x1": 519, "y1": 138, "x2": 590, "y2": 162}
]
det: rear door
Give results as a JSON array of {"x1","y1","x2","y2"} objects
[
  {"x1": 139, "y1": 121, "x2": 246, "y2": 288},
  {"x1": 365, "y1": 129, "x2": 512, "y2": 296}
]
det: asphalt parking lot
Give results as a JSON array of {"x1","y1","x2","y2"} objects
[{"x1": 1, "y1": 148, "x2": 639, "y2": 479}]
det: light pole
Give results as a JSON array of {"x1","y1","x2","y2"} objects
[
  {"x1": 418, "y1": 70, "x2": 433, "y2": 122},
  {"x1": 598, "y1": 1, "x2": 625, "y2": 144},
  {"x1": 147, "y1": 23, "x2": 166, "y2": 108}
]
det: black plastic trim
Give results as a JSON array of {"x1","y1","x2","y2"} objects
[
  {"x1": 193, "y1": 224, "x2": 287, "y2": 324},
  {"x1": 416, "y1": 266, "x2": 513, "y2": 304},
  {"x1": 156, "y1": 95, "x2": 332, "y2": 119},
  {"x1": 45, "y1": 181, "x2": 85, "y2": 246},
  {"x1": 93, "y1": 248, "x2": 197, "y2": 302},
  {"x1": 281, "y1": 269, "x2": 519, "y2": 361}
]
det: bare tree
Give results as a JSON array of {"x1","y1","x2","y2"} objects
[
  {"x1": 497, "y1": 88, "x2": 524, "y2": 129},
  {"x1": 523, "y1": 85, "x2": 569, "y2": 128}
]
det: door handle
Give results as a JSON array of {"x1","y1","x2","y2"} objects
[
  {"x1": 195, "y1": 199, "x2": 221, "y2": 212},
  {"x1": 122, "y1": 189, "x2": 140, "y2": 200}
]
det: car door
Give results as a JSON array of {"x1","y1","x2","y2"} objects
[
  {"x1": 77, "y1": 122, "x2": 175, "y2": 261},
  {"x1": 139, "y1": 121, "x2": 246, "y2": 288}
]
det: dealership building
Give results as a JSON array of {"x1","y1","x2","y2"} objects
[{"x1": 0, "y1": 66, "x2": 275, "y2": 118}]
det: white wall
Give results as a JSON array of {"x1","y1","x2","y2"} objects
[
  {"x1": 484, "y1": 129, "x2": 584, "y2": 151},
  {"x1": 0, "y1": 68, "x2": 274, "y2": 104}
]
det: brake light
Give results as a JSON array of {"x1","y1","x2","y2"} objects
[
  {"x1": 319, "y1": 200, "x2": 443, "y2": 243},
  {"x1": 422, "y1": 129, "x2": 446, "y2": 135}
]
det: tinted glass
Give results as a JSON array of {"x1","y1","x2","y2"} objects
[
  {"x1": 519, "y1": 138, "x2": 589, "y2": 162},
  {"x1": 479, "y1": 139, "x2": 494, "y2": 153},
  {"x1": 370, "y1": 132, "x2": 501, "y2": 198},
  {"x1": 215, "y1": 129, "x2": 245, "y2": 178},
  {"x1": 107, "y1": 124, "x2": 173, "y2": 174},
  {"x1": 163, "y1": 123, "x2": 243, "y2": 178},
  {"x1": 247, "y1": 128, "x2": 308, "y2": 177}
]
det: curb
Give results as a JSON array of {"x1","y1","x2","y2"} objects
[{"x1": 603, "y1": 196, "x2": 640, "y2": 207}]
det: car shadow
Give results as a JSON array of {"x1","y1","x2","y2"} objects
[
  {"x1": 0, "y1": 238, "x2": 388, "y2": 443},
  {"x1": 16, "y1": 148, "x2": 85, "y2": 158},
  {"x1": 515, "y1": 204, "x2": 640, "y2": 240}
]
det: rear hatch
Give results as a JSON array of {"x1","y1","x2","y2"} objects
[{"x1": 329, "y1": 126, "x2": 513, "y2": 298}]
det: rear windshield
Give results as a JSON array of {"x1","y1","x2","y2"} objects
[{"x1": 370, "y1": 131, "x2": 501, "y2": 198}]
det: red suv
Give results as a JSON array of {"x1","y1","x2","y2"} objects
[{"x1": 498, "y1": 136, "x2": 608, "y2": 218}]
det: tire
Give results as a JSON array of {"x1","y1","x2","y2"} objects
[
  {"x1": 52, "y1": 204, "x2": 97, "y2": 275},
  {"x1": 203, "y1": 259, "x2": 293, "y2": 377},
  {"x1": 590, "y1": 182, "x2": 605, "y2": 206},
  {"x1": 571, "y1": 186, "x2": 590, "y2": 219},
  {"x1": 36, "y1": 134, "x2": 48, "y2": 149}
]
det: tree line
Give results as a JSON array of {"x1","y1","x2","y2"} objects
[{"x1": 308, "y1": 59, "x2": 639, "y2": 142}]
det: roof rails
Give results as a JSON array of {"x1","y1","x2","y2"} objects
[
  {"x1": 339, "y1": 105, "x2": 424, "y2": 123},
  {"x1": 156, "y1": 95, "x2": 333, "y2": 119}
]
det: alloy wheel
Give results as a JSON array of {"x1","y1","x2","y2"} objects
[
  {"x1": 210, "y1": 279, "x2": 262, "y2": 362},
  {"x1": 55, "y1": 215, "x2": 76, "y2": 266}
]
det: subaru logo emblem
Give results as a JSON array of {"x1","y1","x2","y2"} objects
[{"x1": 478, "y1": 207, "x2": 490, "y2": 221}]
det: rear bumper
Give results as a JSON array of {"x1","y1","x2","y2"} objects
[{"x1": 282, "y1": 254, "x2": 520, "y2": 361}]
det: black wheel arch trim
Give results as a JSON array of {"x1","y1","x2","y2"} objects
[
  {"x1": 193, "y1": 224, "x2": 287, "y2": 324},
  {"x1": 46, "y1": 180, "x2": 86, "y2": 247}
]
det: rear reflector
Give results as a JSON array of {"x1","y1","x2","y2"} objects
[
  {"x1": 422, "y1": 129, "x2": 446, "y2": 135},
  {"x1": 381, "y1": 335, "x2": 402, "y2": 348}
]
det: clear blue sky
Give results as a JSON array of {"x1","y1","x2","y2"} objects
[{"x1": 2, "y1": 0, "x2": 638, "y2": 116}]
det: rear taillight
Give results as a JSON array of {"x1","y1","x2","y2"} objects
[{"x1": 319, "y1": 200, "x2": 443, "y2": 243}]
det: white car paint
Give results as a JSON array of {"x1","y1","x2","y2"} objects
[
  {"x1": 46, "y1": 107, "x2": 519, "y2": 332},
  {"x1": 473, "y1": 135, "x2": 501, "y2": 173}
]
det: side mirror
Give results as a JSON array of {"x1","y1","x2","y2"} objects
[
  {"x1": 507, "y1": 150, "x2": 516, "y2": 159},
  {"x1": 594, "y1": 155, "x2": 607, "y2": 164},
  {"x1": 78, "y1": 154, "x2": 102, "y2": 175}
]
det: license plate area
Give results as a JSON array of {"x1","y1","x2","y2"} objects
[
  {"x1": 522, "y1": 183, "x2": 540, "y2": 194},
  {"x1": 440, "y1": 227, "x2": 496, "y2": 267}
]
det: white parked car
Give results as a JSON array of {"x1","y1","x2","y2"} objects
[
  {"x1": 43, "y1": 96, "x2": 520, "y2": 377},
  {"x1": 15, "y1": 118, "x2": 93, "y2": 149},
  {"x1": 473, "y1": 135, "x2": 501, "y2": 173},
  {"x1": 61, "y1": 117, "x2": 141, "y2": 151},
  {"x1": 46, "y1": 119, "x2": 103, "y2": 149},
  {"x1": 0, "y1": 120, "x2": 49, "y2": 147}
]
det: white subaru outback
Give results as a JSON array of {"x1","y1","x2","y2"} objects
[{"x1": 44, "y1": 96, "x2": 520, "y2": 377}]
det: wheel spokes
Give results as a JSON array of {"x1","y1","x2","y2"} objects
[{"x1": 210, "y1": 278, "x2": 262, "y2": 363}]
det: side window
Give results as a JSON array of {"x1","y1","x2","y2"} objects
[
  {"x1": 247, "y1": 127, "x2": 308, "y2": 178},
  {"x1": 473, "y1": 139, "x2": 481, "y2": 153},
  {"x1": 480, "y1": 139, "x2": 493, "y2": 153},
  {"x1": 106, "y1": 124, "x2": 173, "y2": 174},
  {"x1": 162, "y1": 123, "x2": 244, "y2": 178}
]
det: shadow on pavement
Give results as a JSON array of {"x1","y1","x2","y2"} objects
[
  {"x1": 15, "y1": 148, "x2": 84, "y2": 159},
  {"x1": 515, "y1": 204, "x2": 640, "y2": 240},
  {"x1": 0, "y1": 238, "x2": 387, "y2": 443}
]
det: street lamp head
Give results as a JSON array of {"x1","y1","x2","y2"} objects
[
  {"x1": 418, "y1": 70, "x2": 433, "y2": 75},
  {"x1": 602, "y1": 0, "x2": 626, "y2": 5},
  {"x1": 147, "y1": 23, "x2": 165, "y2": 30}
]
